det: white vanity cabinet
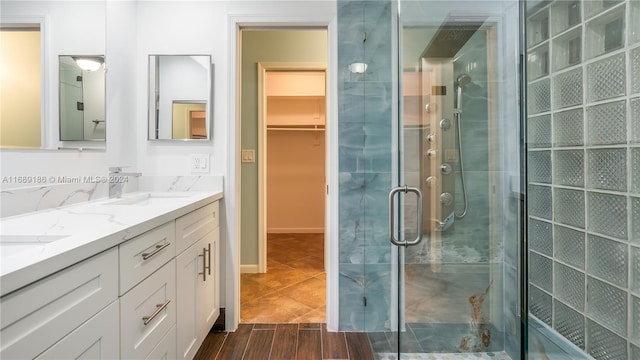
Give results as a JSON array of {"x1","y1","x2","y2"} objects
[
  {"x1": 0, "y1": 198, "x2": 221, "y2": 360},
  {"x1": 176, "y1": 202, "x2": 220, "y2": 360},
  {"x1": 0, "y1": 247, "x2": 119, "y2": 359}
]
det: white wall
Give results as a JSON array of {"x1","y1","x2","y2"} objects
[
  {"x1": 135, "y1": 1, "x2": 227, "y2": 177},
  {"x1": 135, "y1": 0, "x2": 336, "y2": 177}
]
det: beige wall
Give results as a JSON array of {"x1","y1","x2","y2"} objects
[
  {"x1": 0, "y1": 30, "x2": 41, "y2": 148},
  {"x1": 266, "y1": 97, "x2": 325, "y2": 126},
  {"x1": 266, "y1": 72, "x2": 325, "y2": 232},
  {"x1": 241, "y1": 29, "x2": 327, "y2": 265},
  {"x1": 267, "y1": 130, "x2": 325, "y2": 232}
]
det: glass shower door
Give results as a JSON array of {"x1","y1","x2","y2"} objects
[{"x1": 390, "y1": 0, "x2": 523, "y2": 357}]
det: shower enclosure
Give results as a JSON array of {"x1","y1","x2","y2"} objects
[
  {"x1": 338, "y1": 0, "x2": 636, "y2": 358},
  {"x1": 338, "y1": 0, "x2": 523, "y2": 359},
  {"x1": 337, "y1": 0, "x2": 523, "y2": 358},
  {"x1": 391, "y1": 1, "x2": 523, "y2": 357}
]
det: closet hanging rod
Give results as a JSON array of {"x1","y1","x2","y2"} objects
[{"x1": 266, "y1": 125, "x2": 325, "y2": 131}]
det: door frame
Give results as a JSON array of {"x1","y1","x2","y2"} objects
[
  {"x1": 227, "y1": 15, "x2": 339, "y2": 331},
  {"x1": 257, "y1": 62, "x2": 328, "y2": 274}
]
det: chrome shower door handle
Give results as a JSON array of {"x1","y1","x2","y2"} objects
[
  {"x1": 405, "y1": 186, "x2": 423, "y2": 246},
  {"x1": 389, "y1": 186, "x2": 407, "y2": 246},
  {"x1": 388, "y1": 186, "x2": 423, "y2": 247}
]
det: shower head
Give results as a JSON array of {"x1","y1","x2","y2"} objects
[
  {"x1": 457, "y1": 74, "x2": 472, "y2": 87},
  {"x1": 455, "y1": 74, "x2": 471, "y2": 112}
]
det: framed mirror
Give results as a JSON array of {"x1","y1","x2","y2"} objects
[
  {"x1": 1, "y1": 0, "x2": 106, "y2": 150},
  {"x1": 148, "y1": 55, "x2": 212, "y2": 141},
  {"x1": 59, "y1": 55, "x2": 105, "y2": 141}
]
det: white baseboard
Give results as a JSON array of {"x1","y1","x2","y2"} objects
[
  {"x1": 240, "y1": 264, "x2": 260, "y2": 273},
  {"x1": 267, "y1": 228, "x2": 324, "y2": 234}
]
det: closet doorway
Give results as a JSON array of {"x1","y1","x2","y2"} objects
[
  {"x1": 260, "y1": 66, "x2": 327, "y2": 268},
  {"x1": 240, "y1": 61, "x2": 328, "y2": 323}
]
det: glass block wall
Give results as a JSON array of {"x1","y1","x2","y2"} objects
[{"x1": 526, "y1": 0, "x2": 640, "y2": 358}]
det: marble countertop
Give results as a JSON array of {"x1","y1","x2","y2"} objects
[{"x1": 0, "y1": 190, "x2": 223, "y2": 296}]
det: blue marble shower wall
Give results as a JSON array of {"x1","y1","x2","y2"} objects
[
  {"x1": 448, "y1": 31, "x2": 492, "y2": 264},
  {"x1": 337, "y1": 0, "x2": 394, "y2": 331}
]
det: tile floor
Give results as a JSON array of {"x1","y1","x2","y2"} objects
[{"x1": 240, "y1": 233, "x2": 326, "y2": 323}]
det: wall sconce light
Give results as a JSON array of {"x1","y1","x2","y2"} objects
[
  {"x1": 73, "y1": 56, "x2": 104, "y2": 72},
  {"x1": 349, "y1": 62, "x2": 367, "y2": 74}
]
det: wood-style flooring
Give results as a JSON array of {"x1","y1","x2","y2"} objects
[
  {"x1": 201, "y1": 235, "x2": 374, "y2": 359},
  {"x1": 193, "y1": 323, "x2": 374, "y2": 360},
  {"x1": 241, "y1": 233, "x2": 325, "y2": 323}
]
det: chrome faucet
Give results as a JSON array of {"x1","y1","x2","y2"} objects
[{"x1": 108, "y1": 167, "x2": 142, "y2": 198}]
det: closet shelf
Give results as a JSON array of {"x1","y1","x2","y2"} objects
[{"x1": 266, "y1": 124, "x2": 325, "y2": 131}]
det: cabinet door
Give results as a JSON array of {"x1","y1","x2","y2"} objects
[
  {"x1": 199, "y1": 230, "x2": 219, "y2": 337},
  {"x1": 176, "y1": 238, "x2": 204, "y2": 360},
  {"x1": 36, "y1": 300, "x2": 119, "y2": 360},
  {"x1": 0, "y1": 248, "x2": 118, "y2": 359}
]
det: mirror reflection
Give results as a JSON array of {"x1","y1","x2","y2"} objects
[
  {"x1": 148, "y1": 55, "x2": 212, "y2": 140},
  {"x1": 172, "y1": 101, "x2": 207, "y2": 139},
  {"x1": 59, "y1": 55, "x2": 105, "y2": 141},
  {"x1": 0, "y1": 25, "x2": 42, "y2": 149}
]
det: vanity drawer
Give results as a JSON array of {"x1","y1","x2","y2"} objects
[
  {"x1": 120, "y1": 259, "x2": 176, "y2": 360},
  {"x1": 146, "y1": 324, "x2": 177, "y2": 360},
  {"x1": 119, "y1": 221, "x2": 176, "y2": 295},
  {"x1": 36, "y1": 300, "x2": 119, "y2": 360},
  {"x1": 0, "y1": 247, "x2": 118, "y2": 359},
  {"x1": 175, "y1": 201, "x2": 218, "y2": 254}
]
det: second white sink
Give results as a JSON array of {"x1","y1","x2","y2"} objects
[
  {"x1": 105, "y1": 192, "x2": 192, "y2": 206},
  {"x1": 0, "y1": 235, "x2": 69, "y2": 244}
]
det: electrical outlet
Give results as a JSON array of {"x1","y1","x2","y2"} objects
[{"x1": 190, "y1": 154, "x2": 210, "y2": 173}]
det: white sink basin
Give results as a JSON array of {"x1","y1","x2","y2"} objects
[
  {"x1": 0, "y1": 235, "x2": 69, "y2": 244},
  {"x1": 0, "y1": 235, "x2": 69, "y2": 257},
  {"x1": 105, "y1": 192, "x2": 192, "y2": 206}
]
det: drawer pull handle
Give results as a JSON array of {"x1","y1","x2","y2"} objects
[
  {"x1": 142, "y1": 243, "x2": 171, "y2": 260},
  {"x1": 199, "y1": 243, "x2": 211, "y2": 281},
  {"x1": 142, "y1": 299, "x2": 171, "y2": 325}
]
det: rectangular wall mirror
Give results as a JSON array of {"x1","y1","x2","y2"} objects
[
  {"x1": 1, "y1": 0, "x2": 106, "y2": 150},
  {"x1": 59, "y1": 55, "x2": 106, "y2": 141},
  {"x1": 148, "y1": 55, "x2": 212, "y2": 141}
]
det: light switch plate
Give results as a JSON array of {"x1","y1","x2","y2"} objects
[
  {"x1": 241, "y1": 149, "x2": 255, "y2": 163},
  {"x1": 190, "y1": 154, "x2": 210, "y2": 173}
]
